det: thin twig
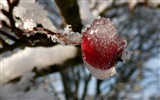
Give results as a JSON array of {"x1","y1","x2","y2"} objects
[
  {"x1": 0, "y1": 29, "x2": 19, "y2": 41},
  {"x1": 0, "y1": 36, "x2": 9, "y2": 47},
  {"x1": 23, "y1": 27, "x2": 81, "y2": 45}
]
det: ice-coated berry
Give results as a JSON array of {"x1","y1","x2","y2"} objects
[{"x1": 81, "y1": 17, "x2": 127, "y2": 79}]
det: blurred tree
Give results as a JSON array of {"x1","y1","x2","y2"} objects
[{"x1": 0, "y1": 0, "x2": 159, "y2": 100}]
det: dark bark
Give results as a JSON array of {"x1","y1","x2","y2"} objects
[{"x1": 55, "y1": 0, "x2": 83, "y2": 32}]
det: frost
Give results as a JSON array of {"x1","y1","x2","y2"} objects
[
  {"x1": 61, "y1": 25, "x2": 82, "y2": 45},
  {"x1": 82, "y1": 17, "x2": 129, "y2": 78},
  {"x1": 13, "y1": 0, "x2": 56, "y2": 31},
  {"x1": 1, "y1": 0, "x2": 81, "y2": 45},
  {"x1": 63, "y1": 25, "x2": 72, "y2": 34},
  {"x1": 65, "y1": 32, "x2": 82, "y2": 45},
  {"x1": 46, "y1": 34, "x2": 60, "y2": 44},
  {"x1": 18, "y1": 19, "x2": 37, "y2": 30},
  {"x1": 45, "y1": 25, "x2": 82, "y2": 45},
  {"x1": 50, "y1": 35, "x2": 58, "y2": 43},
  {"x1": 121, "y1": 50, "x2": 133, "y2": 63},
  {"x1": 54, "y1": 25, "x2": 82, "y2": 45},
  {"x1": 83, "y1": 17, "x2": 118, "y2": 45},
  {"x1": 22, "y1": 24, "x2": 82, "y2": 45},
  {"x1": 84, "y1": 60, "x2": 116, "y2": 80},
  {"x1": 90, "y1": 30, "x2": 94, "y2": 35}
]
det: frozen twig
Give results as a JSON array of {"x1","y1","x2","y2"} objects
[{"x1": 22, "y1": 26, "x2": 82, "y2": 45}]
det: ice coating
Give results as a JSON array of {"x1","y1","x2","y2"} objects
[
  {"x1": 82, "y1": 17, "x2": 127, "y2": 75},
  {"x1": 62, "y1": 25, "x2": 82, "y2": 45},
  {"x1": 22, "y1": 24, "x2": 82, "y2": 45},
  {"x1": 84, "y1": 61, "x2": 116, "y2": 79},
  {"x1": 121, "y1": 50, "x2": 133, "y2": 63}
]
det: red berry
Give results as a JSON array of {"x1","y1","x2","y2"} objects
[{"x1": 81, "y1": 17, "x2": 127, "y2": 79}]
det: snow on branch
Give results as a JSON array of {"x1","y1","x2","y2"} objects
[
  {"x1": 1, "y1": 45, "x2": 78, "y2": 83},
  {"x1": 22, "y1": 25, "x2": 82, "y2": 45}
]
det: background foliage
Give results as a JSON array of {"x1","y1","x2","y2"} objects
[{"x1": 0, "y1": 0, "x2": 160, "y2": 100}]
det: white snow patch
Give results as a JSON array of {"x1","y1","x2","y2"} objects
[
  {"x1": 0, "y1": 45, "x2": 77, "y2": 83},
  {"x1": 23, "y1": 19, "x2": 37, "y2": 30},
  {"x1": 13, "y1": 0, "x2": 56, "y2": 31},
  {"x1": 78, "y1": 1, "x2": 95, "y2": 25}
]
